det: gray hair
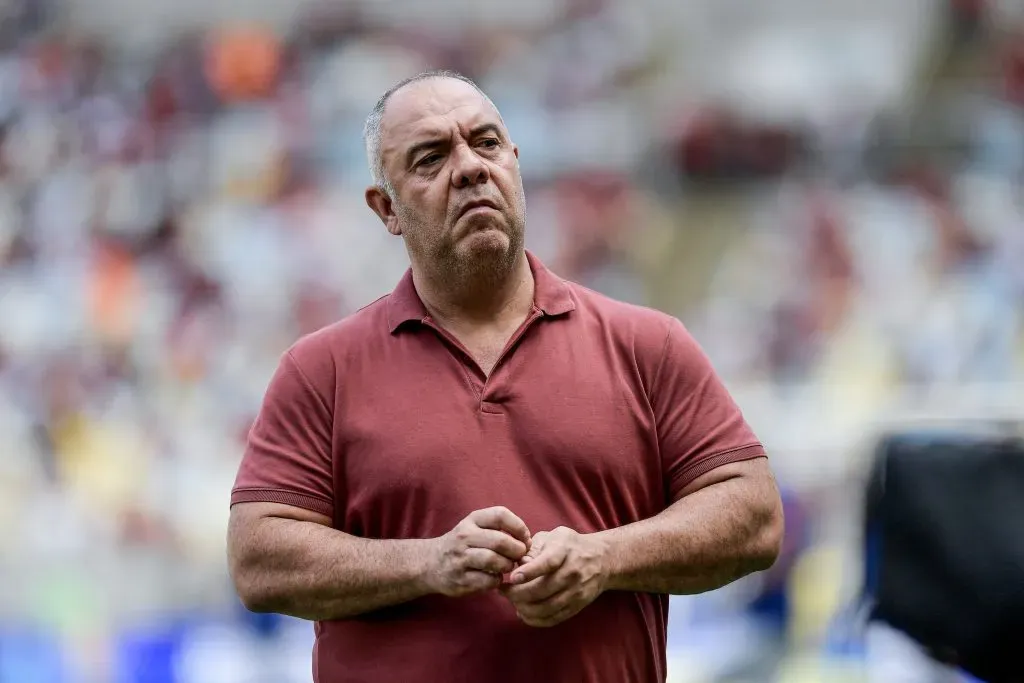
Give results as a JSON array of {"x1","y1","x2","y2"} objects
[{"x1": 362, "y1": 69, "x2": 500, "y2": 197}]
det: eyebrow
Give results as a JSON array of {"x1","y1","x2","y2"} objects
[
  {"x1": 403, "y1": 123, "x2": 504, "y2": 168},
  {"x1": 469, "y1": 123, "x2": 503, "y2": 141}
]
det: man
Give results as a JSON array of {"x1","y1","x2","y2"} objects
[{"x1": 227, "y1": 70, "x2": 784, "y2": 683}]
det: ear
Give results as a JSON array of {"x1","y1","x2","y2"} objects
[
  {"x1": 365, "y1": 186, "x2": 402, "y2": 236},
  {"x1": 513, "y1": 144, "x2": 519, "y2": 160}
]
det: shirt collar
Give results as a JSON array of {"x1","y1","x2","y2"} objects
[{"x1": 386, "y1": 250, "x2": 575, "y2": 333}]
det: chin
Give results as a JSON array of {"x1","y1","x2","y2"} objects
[
  {"x1": 446, "y1": 231, "x2": 520, "y2": 279},
  {"x1": 459, "y1": 228, "x2": 512, "y2": 256}
]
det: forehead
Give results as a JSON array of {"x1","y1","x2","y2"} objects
[{"x1": 380, "y1": 78, "x2": 502, "y2": 148}]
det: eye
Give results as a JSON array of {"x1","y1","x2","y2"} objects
[
  {"x1": 418, "y1": 153, "x2": 442, "y2": 167},
  {"x1": 478, "y1": 138, "x2": 499, "y2": 149}
]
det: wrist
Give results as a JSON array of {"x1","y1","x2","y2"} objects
[
  {"x1": 408, "y1": 537, "x2": 441, "y2": 596},
  {"x1": 588, "y1": 530, "x2": 620, "y2": 593}
]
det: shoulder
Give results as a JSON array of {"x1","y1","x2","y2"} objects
[
  {"x1": 563, "y1": 281, "x2": 713, "y2": 385},
  {"x1": 565, "y1": 280, "x2": 677, "y2": 347},
  {"x1": 283, "y1": 294, "x2": 393, "y2": 385}
]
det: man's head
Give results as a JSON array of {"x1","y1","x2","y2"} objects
[{"x1": 363, "y1": 71, "x2": 526, "y2": 285}]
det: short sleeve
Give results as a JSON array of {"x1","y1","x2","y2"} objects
[
  {"x1": 231, "y1": 350, "x2": 335, "y2": 517},
  {"x1": 651, "y1": 318, "x2": 766, "y2": 499}
]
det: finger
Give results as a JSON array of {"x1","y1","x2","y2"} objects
[
  {"x1": 457, "y1": 571, "x2": 502, "y2": 595},
  {"x1": 470, "y1": 507, "x2": 531, "y2": 545},
  {"x1": 520, "y1": 532, "x2": 549, "y2": 562},
  {"x1": 521, "y1": 604, "x2": 581, "y2": 628},
  {"x1": 501, "y1": 572, "x2": 566, "y2": 604},
  {"x1": 466, "y1": 529, "x2": 529, "y2": 561},
  {"x1": 514, "y1": 589, "x2": 573, "y2": 619},
  {"x1": 508, "y1": 546, "x2": 566, "y2": 585},
  {"x1": 516, "y1": 595, "x2": 582, "y2": 628},
  {"x1": 463, "y1": 548, "x2": 516, "y2": 575}
]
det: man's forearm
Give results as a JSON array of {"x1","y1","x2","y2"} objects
[
  {"x1": 593, "y1": 473, "x2": 782, "y2": 595},
  {"x1": 231, "y1": 516, "x2": 434, "y2": 621}
]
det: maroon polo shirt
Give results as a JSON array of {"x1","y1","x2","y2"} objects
[{"x1": 232, "y1": 251, "x2": 766, "y2": 683}]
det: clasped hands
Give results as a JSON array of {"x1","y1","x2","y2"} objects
[{"x1": 427, "y1": 506, "x2": 608, "y2": 628}]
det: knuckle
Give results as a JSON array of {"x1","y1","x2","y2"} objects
[
  {"x1": 524, "y1": 611, "x2": 555, "y2": 627},
  {"x1": 512, "y1": 588, "x2": 535, "y2": 603},
  {"x1": 516, "y1": 605, "x2": 539, "y2": 620},
  {"x1": 554, "y1": 594, "x2": 575, "y2": 612}
]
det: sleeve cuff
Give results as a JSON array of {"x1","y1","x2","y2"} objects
[
  {"x1": 669, "y1": 444, "x2": 767, "y2": 496},
  {"x1": 230, "y1": 488, "x2": 335, "y2": 518}
]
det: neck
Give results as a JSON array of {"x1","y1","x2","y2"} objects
[{"x1": 412, "y1": 250, "x2": 534, "y2": 327}]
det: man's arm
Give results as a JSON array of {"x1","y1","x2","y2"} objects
[
  {"x1": 502, "y1": 316, "x2": 783, "y2": 627},
  {"x1": 594, "y1": 456, "x2": 783, "y2": 594},
  {"x1": 501, "y1": 458, "x2": 782, "y2": 627},
  {"x1": 229, "y1": 502, "x2": 531, "y2": 621},
  {"x1": 597, "y1": 315, "x2": 783, "y2": 593},
  {"x1": 228, "y1": 348, "x2": 530, "y2": 621},
  {"x1": 228, "y1": 502, "x2": 433, "y2": 620}
]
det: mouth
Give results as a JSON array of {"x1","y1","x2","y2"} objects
[{"x1": 458, "y1": 199, "x2": 500, "y2": 218}]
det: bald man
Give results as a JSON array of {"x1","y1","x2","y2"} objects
[{"x1": 227, "y1": 70, "x2": 784, "y2": 683}]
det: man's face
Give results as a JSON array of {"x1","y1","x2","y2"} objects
[{"x1": 367, "y1": 78, "x2": 526, "y2": 279}]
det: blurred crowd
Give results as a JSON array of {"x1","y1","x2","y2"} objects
[
  {"x1": 689, "y1": 19, "x2": 1024, "y2": 395},
  {"x1": 0, "y1": 0, "x2": 1021, "y2": 680}
]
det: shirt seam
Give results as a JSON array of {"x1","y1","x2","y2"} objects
[
  {"x1": 650, "y1": 318, "x2": 676, "y2": 399},
  {"x1": 646, "y1": 318, "x2": 677, "y2": 452},
  {"x1": 286, "y1": 350, "x2": 333, "y2": 418}
]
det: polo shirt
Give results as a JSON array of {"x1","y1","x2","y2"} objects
[{"x1": 231, "y1": 251, "x2": 767, "y2": 683}]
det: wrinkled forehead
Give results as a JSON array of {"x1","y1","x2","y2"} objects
[{"x1": 380, "y1": 79, "x2": 504, "y2": 155}]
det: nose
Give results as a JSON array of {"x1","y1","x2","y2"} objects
[{"x1": 449, "y1": 142, "x2": 490, "y2": 188}]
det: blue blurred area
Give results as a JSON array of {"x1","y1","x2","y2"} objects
[{"x1": 0, "y1": 628, "x2": 69, "y2": 683}]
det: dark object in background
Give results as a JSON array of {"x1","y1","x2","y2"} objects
[{"x1": 865, "y1": 430, "x2": 1024, "y2": 683}]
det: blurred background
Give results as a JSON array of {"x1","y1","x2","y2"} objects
[{"x1": 1, "y1": 0, "x2": 1022, "y2": 680}]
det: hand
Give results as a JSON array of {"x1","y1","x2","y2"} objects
[
  {"x1": 426, "y1": 507, "x2": 532, "y2": 598},
  {"x1": 500, "y1": 526, "x2": 608, "y2": 628}
]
